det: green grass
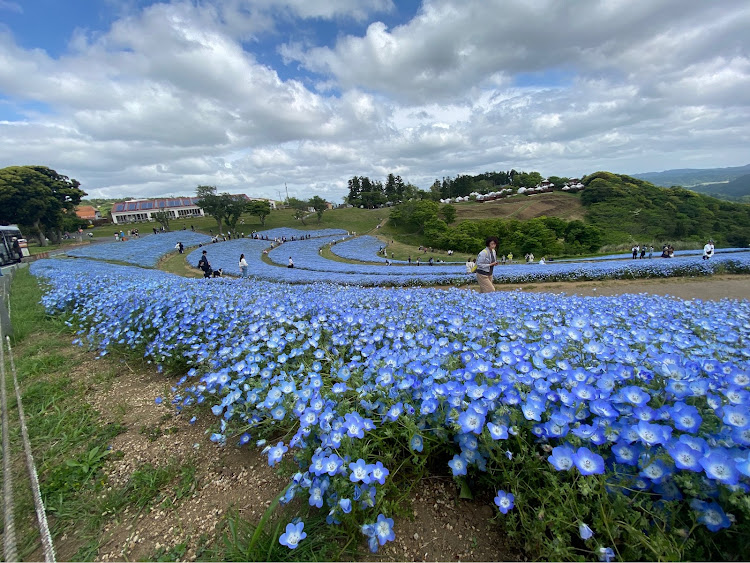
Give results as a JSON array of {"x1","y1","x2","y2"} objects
[
  {"x1": 206, "y1": 505, "x2": 358, "y2": 562},
  {"x1": 4, "y1": 269, "x2": 207, "y2": 560}
]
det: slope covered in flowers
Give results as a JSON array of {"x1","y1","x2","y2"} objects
[
  {"x1": 30, "y1": 257, "x2": 750, "y2": 560},
  {"x1": 66, "y1": 231, "x2": 211, "y2": 267}
]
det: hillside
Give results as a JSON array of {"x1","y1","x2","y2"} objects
[
  {"x1": 687, "y1": 174, "x2": 750, "y2": 201},
  {"x1": 581, "y1": 171, "x2": 750, "y2": 247},
  {"x1": 452, "y1": 191, "x2": 585, "y2": 223},
  {"x1": 633, "y1": 163, "x2": 750, "y2": 188}
]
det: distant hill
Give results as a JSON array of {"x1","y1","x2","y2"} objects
[
  {"x1": 688, "y1": 174, "x2": 750, "y2": 201},
  {"x1": 633, "y1": 164, "x2": 750, "y2": 188},
  {"x1": 581, "y1": 171, "x2": 750, "y2": 247}
]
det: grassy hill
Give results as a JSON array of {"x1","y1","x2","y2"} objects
[
  {"x1": 452, "y1": 191, "x2": 585, "y2": 223},
  {"x1": 581, "y1": 171, "x2": 750, "y2": 247}
]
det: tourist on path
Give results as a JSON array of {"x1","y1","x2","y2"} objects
[{"x1": 476, "y1": 236, "x2": 500, "y2": 293}]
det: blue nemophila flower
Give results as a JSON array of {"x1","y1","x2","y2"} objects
[
  {"x1": 154, "y1": 396, "x2": 163, "y2": 405},
  {"x1": 633, "y1": 420, "x2": 671, "y2": 447},
  {"x1": 573, "y1": 447, "x2": 605, "y2": 475},
  {"x1": 448, "y1": 454, "x2": 468, "y2": 476},
  {"x1": 700, "y1": 450, "x2": 740, "y2": 485},
  {"x1": 579, "y1": 522, "x2": 594, "y2": 540},
  {"x1": 487, "y1": 422, "x2": 509, "y2": 440},
  {"x1": 279, "y1": 521, "x2": 306, "y2": 549},
  {"x1": 666, "y1": 441, "x2": 702, "y2": 471},
  {"x1": 639, "y1": 458, "x2": 672, "y2": 484},
  {"x1": 736, "y1": 456, "x2": 750, "y2": 477},
  {"x1": 494, "y1": 490, "x2": 515, "y2": 514},
  {"x1": 598, "y1": 546, "x2": 615, "y2": 562},
  {"x1": 669, "y1": 403, "x2": 702, "y2": 433},
  {"x1": 339, "y1": 498, "x2": 352, "y2": 514},
  {"x1": 692, "y1": 500, "x2": 732, "y2": 532},
  {"x1": 410, "y1": 434, "x2": 424, "y2": 453},
  {"x1": 374, "y1": 513, "x2": 396, "y2": 546},
  {"x1": 721, "y1": 405, "x2": 750, "y2": 429},
  {"x1": 349, "y1": 458, "x2": 372, "y2": 484},
  {"x1": 459, "y1": 406, "x2": 486, "y2": 434},
  {"x1": 548, "y1": 445, "x2": 576, "y2": 471},
  {"x1": 268, "y1": 442, "x2": 288, "y2": 466},
  {"x1": 370, "y1": 461, "x2": 390, "y2": 485}
]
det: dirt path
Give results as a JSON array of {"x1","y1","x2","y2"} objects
[{"x1": 446, "y1": 273, "x2": 750, "y2": 301}]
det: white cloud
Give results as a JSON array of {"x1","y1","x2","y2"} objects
[{"x1": 0, "y1": 0, "x2": 749, "y2": 202}]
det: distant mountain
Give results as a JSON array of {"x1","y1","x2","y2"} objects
[
  {"x1": 689, "y1": 174, "x2": 750, "y2": 200},
  {"x1": 633, "y1": 164, "x2": 750, "y2": 188}
]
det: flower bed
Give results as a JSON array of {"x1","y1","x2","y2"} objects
[
  {"x1": 66, "y1": 231, "x2": 211, "y2": 267},
  {"x1": 30, "y1": 257, "x2": 750, "y2": 560}
]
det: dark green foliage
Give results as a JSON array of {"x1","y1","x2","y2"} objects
[
  {"x1": 0, "y1": 165, "x2": 87, "y2": 245},
  {"x1": 580, "y1": 172, "x2": 750, "y2": 246}
]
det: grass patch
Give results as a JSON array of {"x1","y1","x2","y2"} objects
[
  {"x1": 157, "y1": 250, "x2": 204, "y2": 278},
  {"x1": 5, "y1": 269, "x2": 204, "y2": 560},
  {"x1": 206, "y1": 505, "x2": 357, "y2": 562}
]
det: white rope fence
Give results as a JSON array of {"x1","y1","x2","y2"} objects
[{"x1": 1, "y1": 270, "x2": 56, "y2": 563}]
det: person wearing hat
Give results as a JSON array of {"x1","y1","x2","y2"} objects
[{"x1": 702, "y1": 239, "x2": 715, "y2": 260}]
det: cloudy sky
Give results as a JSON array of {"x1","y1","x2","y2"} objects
[{"x1": 1, "y1": 0, "x2": 749, "y2": 202}]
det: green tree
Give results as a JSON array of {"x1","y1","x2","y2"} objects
[
  {"x1": 195, "y1": 185, "x2": 225, "y2": 231},
  {"x1": 195, "y1": 186, "x2": 247, "y2": 232},
  {"x1": 222, "y1": 194, "x2": 248, "y2": 231},
  {"x1": 246, "y1": 200, "x2": 272, "y2": 226},
  {"x1": 0, "y1": 165, "x2": 86, "y2": 246},
  {"x1": 440, "y1": 204, "x2": 457, "y2": 224},
  {"x1": 286, "y1": 197, "x2": 309, "y2": 225},
  {"x1": 152, "y1": 210, "x2": 171, "y2": 231},
  {"x1": 346, "y1": 176, "x2": 362, "y2": 205},
  {"x1": 308, "y1": 196, "x2": 328, "y2": 224}
]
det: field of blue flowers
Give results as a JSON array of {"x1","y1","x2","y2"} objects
[
  {"x1": 31, "y1": 252, "x2": 750, "y2": 561},
  {"x1": 178, "y1": 232, "x2": 750, "y2": 287},
  {"x1": 66, "y1": 231, "x2": 211, "y2": 267}
]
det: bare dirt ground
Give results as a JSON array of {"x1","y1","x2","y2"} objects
[
  {"x1": 453, "y1": 192, "x2": 585, "y2": 223},
  {"x1": 495, "y1": 273, "x2": 750, "y2": 301},
  {"x1": 32, "y1": 273, "x2": 749, "y2": 562}
]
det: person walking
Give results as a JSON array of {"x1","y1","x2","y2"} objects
[
  {"x1": 702, "y1": 239, "x2": 715, "y2": 260},
  {"x1": 648, "y1": 245, "x2": 653, "y2": 259},
  {"x1": 288, "y1": 257, "x2": 294, "y2": 268},
  {"x1": 239, "y1": 253, "x2": 248, "y2": 277},
  {"x1": 476, "y1": 236, "x2": 500, "y2": 293}
]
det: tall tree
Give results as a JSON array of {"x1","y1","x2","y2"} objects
[
  {"x1": 195, "y1": 186, "x2": 246, "y2": 232},
  {"x1": 0, "y1": 165, "x2": 86, "y2": 246},
  {"x1": 286, "y1": 197, "x2": 309, "y2": 225},
  {"x1": 308, "y1": 196, "x2": 328, "y2": 224},
  {"x1": 222, "y1": 194, "x2": 248, "y2": 231},
  {"x1": 246, "y1": 200, "x2": 272, "y2": 226},
  {"x1": 346, "y1": 176, "x2": 362, "y2": 205},
  {"x1": 152, "y1": 210, "x2": 171, "y2": 231},
  {"x1": 195, "y1": 185, "x2": 225, "y2": 231}
]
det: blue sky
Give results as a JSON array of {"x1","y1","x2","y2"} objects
[{"x1": 1, "y1": 0, "x2": 749, "y2": 201}]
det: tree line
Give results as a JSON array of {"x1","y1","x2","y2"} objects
[
  {"x1": 389, "y1": 199, "x2": 602, "y2": 256},
  {"x1": 193, "y1": 186, "x2": 330, "y2": 233},
  {"x1": 346, "y1": 169, "x2": 571, "y2": 207}
]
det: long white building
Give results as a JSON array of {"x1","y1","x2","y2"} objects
[
  {"x1": 111, "y1": 197, "x2": 204, "y2": 225},
  {"x1": 110, "y1": 195, "x2": 276, "y2": 225}
]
